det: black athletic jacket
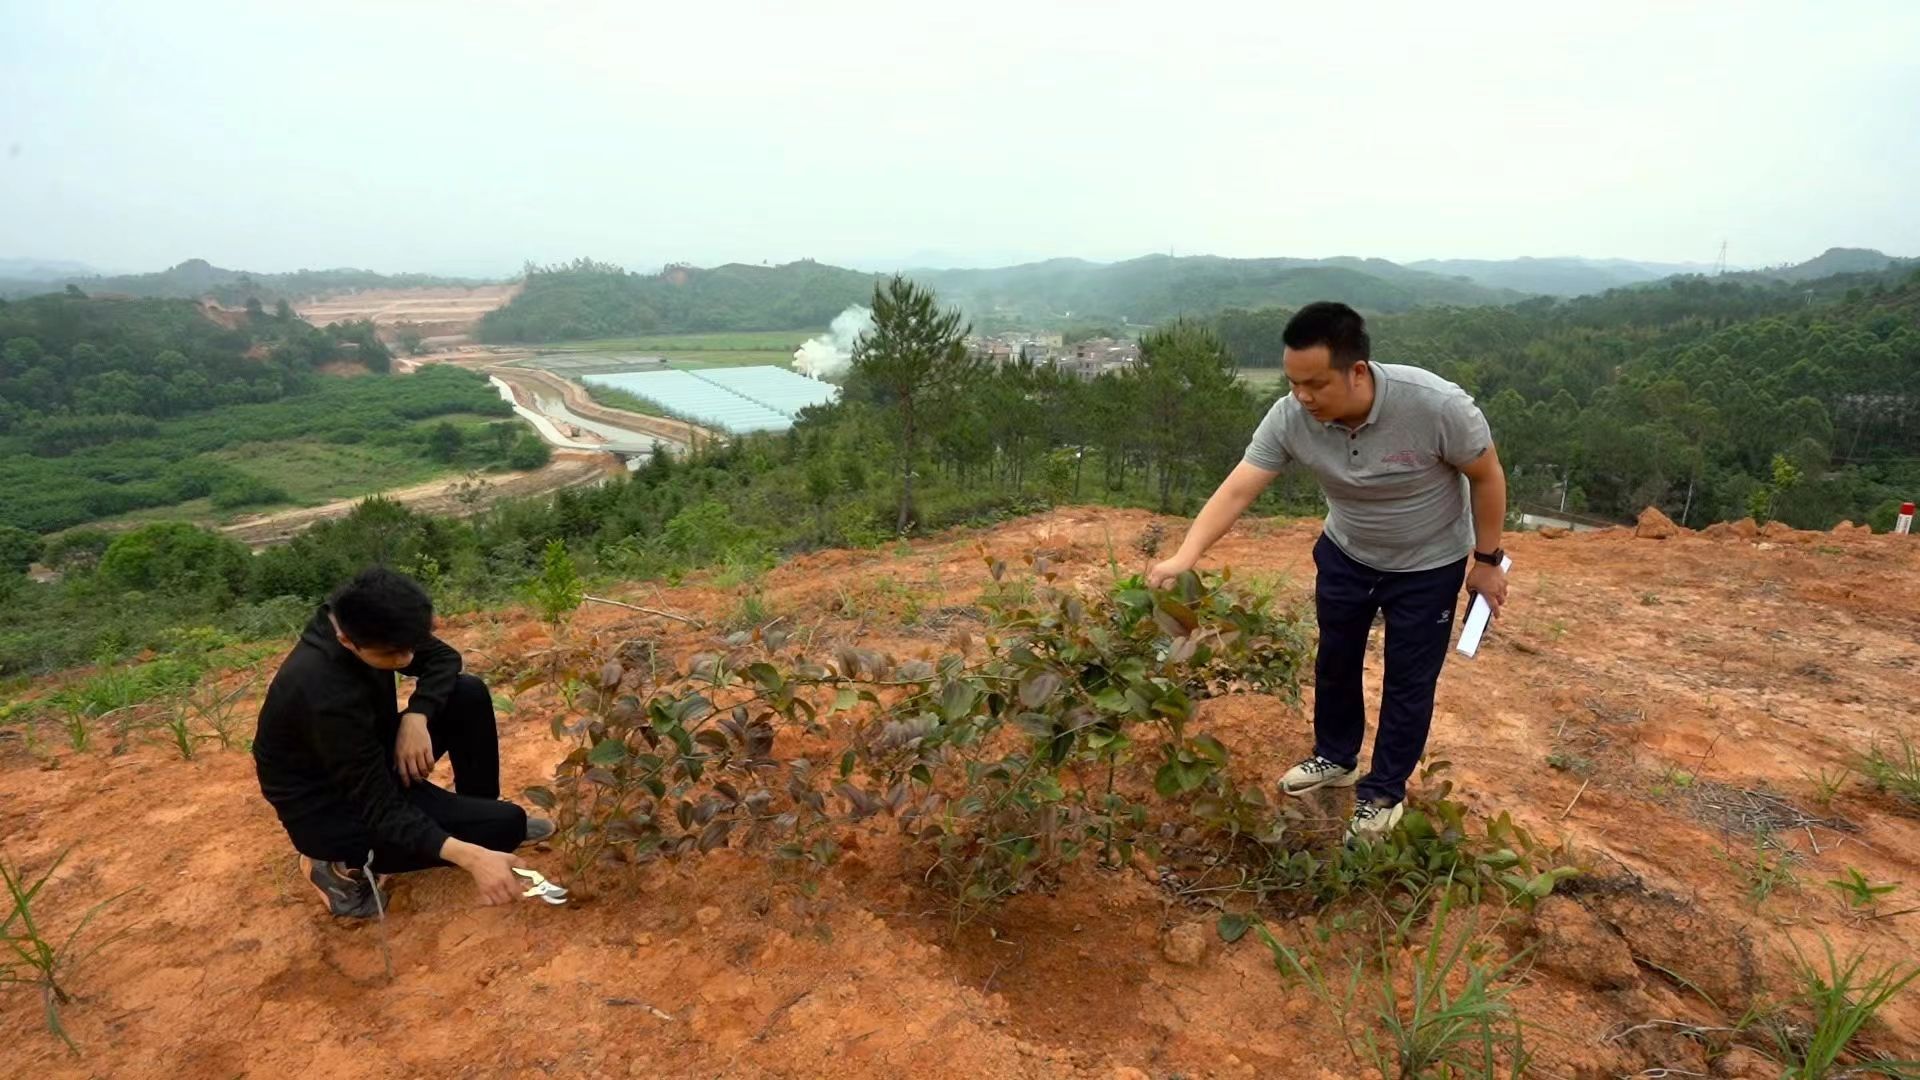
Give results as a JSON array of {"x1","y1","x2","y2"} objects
[{"x1": 252, "y1": 605, "x2": 462, "y2": 861}]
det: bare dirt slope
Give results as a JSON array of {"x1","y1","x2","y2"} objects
[
  {"x1": 296, "y1": 285, "x2": 519, "y2": 343},
  {"x1": 5, "y1": 509, "x2": 1919, "y2": 1078}
]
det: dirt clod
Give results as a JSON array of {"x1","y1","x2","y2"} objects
[
  {"x1": 1577, "y1": 882, "x2": 1757, "y2": 1011},
  {"x1": 1160, "y1": 921, "x2": 1210, "y2": 966},
  {"x1": 1530, "y1": 896, "x2": 1639, "y2": 990},
  {"x1": 1636, "y1": 506, "x2": 1680, "y2": 540},
  {"x1": 695, "y1": 906, "x2": 722, "y2": 927}
]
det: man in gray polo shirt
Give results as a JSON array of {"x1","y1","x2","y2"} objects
[{"x1": 1148, "y1": 301, "x2": 1509, "y2": 842}]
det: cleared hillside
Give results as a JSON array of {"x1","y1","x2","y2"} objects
[{"x1": 5, "y1": 507, "x2": 1919, "y2": 1077}]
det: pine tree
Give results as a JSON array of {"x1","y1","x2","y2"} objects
[{"x1": 844, "y1": 276, "x2": 978, "y2": 531}]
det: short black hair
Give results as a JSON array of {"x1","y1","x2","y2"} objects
[
  {"x1": 1282, "y1": 301, "x2": 1370, "y2": 370},
  {"x1": 329, "y1": 566, "x2": 434, "y2": 650}
]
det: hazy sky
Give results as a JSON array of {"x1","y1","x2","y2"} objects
[{"x1": 3, "y1": 0, "x2": 1916, "y2": 276}]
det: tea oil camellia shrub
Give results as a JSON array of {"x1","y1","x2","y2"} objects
[{"x1": 524, "y1": 561, "x2": 1576, "y2": 926}]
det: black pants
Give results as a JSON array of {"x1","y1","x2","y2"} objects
[
  {"x1": 283, "y1": 674, "x2": 527, "y2": 873},
  {"x1": 1312, "y1": 534, "x2": 1467, "y2": 804}
]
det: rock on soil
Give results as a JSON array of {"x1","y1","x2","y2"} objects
[
  {"x1": 1161, "y1": 921, "x2": 1210, "y2": 966},
  {"x1": 1830, "y1": 520, "x2": 1873, "y2": 536},
  {"x1": 1529, "y1": 896, "x2": 1639, "y2": 990},
  {"x1": 1635, "y1": 507, "x2": 1680, "y2": 540},
  {"x1": 1537, "y1": 526, "x2": 1570, "y2": 539}
]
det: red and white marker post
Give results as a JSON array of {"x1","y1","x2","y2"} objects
[{"x1": 1897, "y1": 501, "x2": 1915, "y2": 535}]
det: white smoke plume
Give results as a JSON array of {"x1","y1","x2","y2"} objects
[{"x1": 791, "y1": 305, "x2": 873, "y2": 379}]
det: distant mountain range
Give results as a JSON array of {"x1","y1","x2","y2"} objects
[
  {"x1": 0, "y1": 257, "x2": 104, "y2": 282},
  {"x1": 1405, "y1": 256, "x2": 1720, "y2": 297},
  {"x1": 1412, "y1": 248, "x2": 1912, "y2": 297},
  {"x1": 0, "y1": 258, "x2": 491, "y2": 305},
  {"x1": 6, "y1": 248, "x2": 1910, "y2": 338}
]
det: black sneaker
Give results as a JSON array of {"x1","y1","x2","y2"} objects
[
  {"x1": 521, "y1": 817, "x2": 556, "y2": 846},
  {"x1": 302, "y1": 857, "x2": 382, "y2": 919}
]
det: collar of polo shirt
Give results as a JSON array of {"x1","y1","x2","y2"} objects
[{"x1": 1323, "y1": 361, "x2": 1390, "y2": 433}]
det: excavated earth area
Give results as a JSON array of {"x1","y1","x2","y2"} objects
[{"x1": 4, "y1": 507, "x2": 1919, "y2": 1078}]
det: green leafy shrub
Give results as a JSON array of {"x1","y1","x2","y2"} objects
[
  {"x1": 523, "y1": 540, "x2": 584, "y2": 628},
  {"x1": 98, "y1": 523, "x2": 250, "y2": 597}
]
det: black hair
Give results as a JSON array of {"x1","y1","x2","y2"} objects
[
  {"x1": 328, "y1": 566, "x2": 434, "y2": 650},
  {"x1": 1282, "y1": 301, "x2": 1370, "y2": 371}
]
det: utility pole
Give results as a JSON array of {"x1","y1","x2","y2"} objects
[{"x1": 1714, "y1": 240, "x2": 1727, "y2": 276}]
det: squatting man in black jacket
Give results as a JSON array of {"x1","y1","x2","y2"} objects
[{"x1": 253, "y1": 566, "x2": 553, "y2": 917}]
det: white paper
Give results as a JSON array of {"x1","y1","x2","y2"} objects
[{"x1": 1454, "y1": 555, "x2": 1513, "y2": 658}]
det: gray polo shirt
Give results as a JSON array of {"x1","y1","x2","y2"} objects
[{"x1": 1243, "y1": 362, "x2": 1491, "y2": 572}]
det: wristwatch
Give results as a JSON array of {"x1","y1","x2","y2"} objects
[{"x1": 1472, "y1": 547, "x2": 1506, "y2": 567}]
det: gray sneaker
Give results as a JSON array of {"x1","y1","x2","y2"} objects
[
  {"x1": 1346, "y1": 799, "x2": 1406, "y2": 844},
  {"x1": 521, "y1": 817, "x2": 556, "y2": 846},
  {"x1": 1280, "y1": 755, "x2": 1360, "y2": 796},
  {"x1": 302, "y1": 857, "x2": 381, "y2": 919}
]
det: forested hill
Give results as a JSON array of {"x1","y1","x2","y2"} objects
[
  {"x1": 0, "y1": 258, "x2": 493, "y2": 306},
  {"x1": 474, "y1": 258, "x2": 877, "y2": 342},
  {"x1": 1720, "y1": 247, "x2": 1913, "y2": 285},
  {"x1": 912, "y1": 254, "x2": 1521, "y2": 327},
  {"x1": 0, "y1": 291, "x2": 389, "y2": 452},
  {"x1": 474, "y1": 253, "x2": 1523, "y2": 342}
]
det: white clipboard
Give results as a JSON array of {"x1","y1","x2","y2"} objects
[{"x1": 1454, "y1": 554, "x2": 1512, "y2": 658}]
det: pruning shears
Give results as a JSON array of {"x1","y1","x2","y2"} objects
[{"x1": 513, "y1": 866, "x2": 569, "y2": 905}]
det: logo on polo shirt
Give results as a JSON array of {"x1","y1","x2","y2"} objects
[{"x1": 1381, "y1": 450, "x2": 1426, "y2": 466}]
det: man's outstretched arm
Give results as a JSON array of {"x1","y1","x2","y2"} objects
[{"x1": 1146, "y1": 461, "x2": 1278, "y2": 588}]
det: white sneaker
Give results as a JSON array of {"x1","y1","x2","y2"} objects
[
  {"x1": 1346, "y1": 799, "x2": 1405, "y2": 844},
  {"x1": 1280, "y1": 755, "x2": 1360, "y2": 796}
]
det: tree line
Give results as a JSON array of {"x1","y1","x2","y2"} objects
[{"x1": 475, "y1": 258, "x2": 878, "y2": 343}]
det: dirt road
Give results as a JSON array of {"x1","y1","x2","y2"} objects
[
  {"x1": 6, "y1": 508, "x2": 1919, "y2": 1077},
  {"x1": 217, "y1": 451, "x2": 619, "y2": 547}
]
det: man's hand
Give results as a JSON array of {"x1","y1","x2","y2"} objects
[
  {"x1": 396, "y1": 712, "x2": 434, "y2": 786},
  {"x1": 1146, "y1": 555, "x2": 1195, "y2": 591},
  {"x1": 1466, "y1": 561, "x2": 1509, "y2": 618},
  {"x1": 446, "y1": 840, "x2": 528, "y2": 906}
]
